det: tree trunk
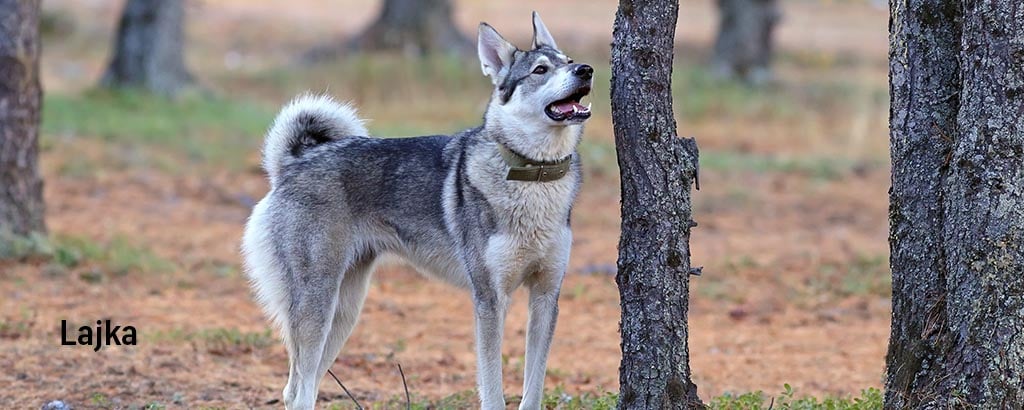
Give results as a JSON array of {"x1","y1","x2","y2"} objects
[
  {"x1": 100, "y1": 0, "x2": 193, "y2": 96},
  {"x1": 347, "y1": 0, "x2": 471, "y2": 57},
  {"x1": 711, "y1": 0, "x2": 780, "y2": 84},
  {"x1": 886, "y1": 0, "x2": 1024, "y2": 407},
  {"x1": 611, "y1": 0, "x2": 702, "y2": 408},
  {"x1": 0, "y1": 0, "x2": 46, "y2": 245}
]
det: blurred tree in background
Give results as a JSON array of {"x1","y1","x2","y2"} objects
[
  {"x1": 712, "y1": 0, "x2": 780, "y2": 85},
  {"x1": 306, "y1": 0, "x2": 471, "y2": 62},
  {"x1": 0, "y1": 0, "x2": 46, "y2": 255},
  {"x1": 100, "y1": 0, "x2": 194, "y2": 96},
  {"x1": 886, "y1": 0, "x2": 1024, "y2": 407},
  {"x1": 351, "y1": 0, "x2": 470, "y2": 55}
]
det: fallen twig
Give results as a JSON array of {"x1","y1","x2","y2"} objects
[
  {"x1": 327, "y1": 368, "x2": 363, "y2": 410},
  {"x1": 397, "y1": 362, "x2": 411, "y2": 410}
]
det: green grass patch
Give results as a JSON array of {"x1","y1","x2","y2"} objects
[
  {"x1": 701, "y1": 150, "x2": 872, "y2": 181},
  {"x1": 90, "y1": 392, "x2": 112, "y2": 407},
  {"x1": 673, "y1": 63, "x2": 887, "y2": 123},
  {"x1": 37, "y1": 56, "x2": 885, "y2": 178},
  {"x1": 143, "y1": 402, "x2": 167, "y2": 410},
  {"x1": 675, "y1": 67, "x2": 797, "y2": 120},
  {"x1": 3, "y1": 232, "x2": 173, "y2": 278},
  {"x1": 52, "y1": 234, "x2": 174, "y2": 276},
  {"x1": 191, "y1": 327, "x2": 276, "y2": 353},
  {"x1": 710, "y1": 385, "x2": 883, "y2": 410},
  {"x1": 0, "y1": 230, "x2": 51, "y2": 261},
  {"x1": 369, "y1": 388, "x2": 617, "y2": 410},
  {"x1": 577, "y1": 139, "x2": 875, "y2": 180},
  {"x1": 577, "y1": 141, "x2": 619, "y2": 178},
  {"x1": 43, "y1": 89, "x2": 273, "y2": 170},
  {"x1": 812, "y1": 254, "x2": 891, "y2": 298},
  {"x1": 238, "y1": 54, "x2": 486, "y2": 136},
  {"x1": 242, "y1": 53, "x2": 882, "y2": 133},
  {"x1": 149, "y1": 326, "x2": 275, "y2": 354},
  {"x1": 369, "y1": 385, "x2": 882, "y2": 409},
  {"x1": 0, "y1": 308, "x2": 35, "y2": 339}
]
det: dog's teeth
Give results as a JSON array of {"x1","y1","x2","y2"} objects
[{"x1": 585, "y1": 103, "x2": 592, "y2": 112}]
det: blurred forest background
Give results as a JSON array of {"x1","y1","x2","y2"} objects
[{"x1": 1, "y1": 0, "x2": 891, "y2": 408}]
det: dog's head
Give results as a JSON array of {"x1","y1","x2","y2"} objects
[{"x1": 478, "y1": 13, "x2": 593, "y2": 159}]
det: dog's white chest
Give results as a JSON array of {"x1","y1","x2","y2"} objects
[
  {"x1": 502, "y1": 182, "x2": 573, "y2": 244},
  {"x1": 461, "y1": 144, "x2": 578, "y2": 292},
  {"x1": 465, "y1": 148, "x2": 577, "y2": 245},
  {"x1": 482, "y1": 180, "x2": 575, "y2": 290}
]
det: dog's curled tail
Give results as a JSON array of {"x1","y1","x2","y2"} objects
[{"x1": 263, "y1": 93, "x2": 368, "y2": 186}]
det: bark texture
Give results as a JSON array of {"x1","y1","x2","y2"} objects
[
  {"x1": 0, "y1": 0, "x2": 46, "y2": 240},
  {"x1": 886, "y1": 0, "x2": 1024, "y2": 407},
  {"x1": 100, "y1": 0, "x2": 193, "y2": 96},
  {"x1": 306, "y1": 0, "x2": 470, "y2": 61},
  {"x1": 611, "y1": 0, "x2": 702, "y2": 408},
  {"x1": 711, "y1": 0, "x2": 780, "y2": 84},
  {"x1": 885, "y1": 0, "x2": 961, "y2": 406}
]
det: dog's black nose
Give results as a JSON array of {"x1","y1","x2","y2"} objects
[{"x1": 573, "y1": 64, "x2": 593, "y2": 80}]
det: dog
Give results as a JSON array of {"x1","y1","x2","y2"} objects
[{"x1": 241, "y1": 12, "x2": 592, "y2": 409}]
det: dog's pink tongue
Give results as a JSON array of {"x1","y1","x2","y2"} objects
[{"x1": 553, "y1": 101, "x2": 583, "y2": 115}]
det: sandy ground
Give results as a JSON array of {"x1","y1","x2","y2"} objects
[{"x1": 1, "y1": 151, "x2": 890, "y2": 407}]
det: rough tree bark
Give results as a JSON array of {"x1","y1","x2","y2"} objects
[
  {"x1": 611, "y1": 0, "x2": 702, "y2": 408},
  {"x1": 886, "y1": 0, "x2": 1024, "y2": 407},
  {"x1": 0, "y1": 0, "x2": 46, "y2": 243},
  {"x1": 711, "y1": 0, "x2": 780, "y2": 84},
  {"x1": 100, "y1": 0, "x2": 193, "y2": 96}
]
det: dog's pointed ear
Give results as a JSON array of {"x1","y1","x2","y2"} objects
[
  {"x1": 478, "y1": 23, "x2": 516, "y2": 84},
  {"x1": 531, "y1": 11, "x2": 558, "y2": 50}
]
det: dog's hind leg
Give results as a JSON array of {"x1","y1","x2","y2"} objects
[
  {"x1": 281, "y1": 252, "x2": 348, "y2": 410},
  {"x1": 315, "y1": 254, "x2": 375, "y2": 380}
]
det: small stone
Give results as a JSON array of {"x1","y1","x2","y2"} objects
[{"x1": 41, "y1": 400, "x2": 72, "y2": 410}]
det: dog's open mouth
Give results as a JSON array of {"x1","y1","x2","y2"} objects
[{"x1": 545, "y1": 85, "x2": 592, "y2": 122}]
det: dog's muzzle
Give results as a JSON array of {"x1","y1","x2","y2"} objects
[{"x1": 545, "y1": 64, "x2": 593, "y2": 122}]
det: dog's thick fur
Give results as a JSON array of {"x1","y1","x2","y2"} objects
[{"x1": 242, "y1": 13, "x2": 591, "y2": 409}]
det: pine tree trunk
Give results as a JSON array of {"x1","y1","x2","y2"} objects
[
  {"x1": 611, "y1": 0, "x2": 702, "y2": 408},
  {"x1": 711, "y1": 0, "x2": 780, "y2": 84},
  {"x1": 100, "y1": 0, "x2": 193, "y2": 96},
  {"x1": 0, "y1": 0, "x2": 46, "y2": 243},
  {"x1": 885, "y1": 0, "x2": 961, "y2": 405},
  {"x1": 345, "y1": 0, "x2": 470, "y2": 57},
  {"x1": 942, "y1": 2, "x2": 1024, "y2": 403},
  {"x1": 886, "y1": 1, "x2": 1024, "y2": 407}
]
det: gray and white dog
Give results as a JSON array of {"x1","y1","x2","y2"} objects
[{"x1": 242, "y1": 12, "x2": 592, "y2": 410}]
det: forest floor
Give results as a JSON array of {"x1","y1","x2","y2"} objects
[{"x1": 1, "y1": 0, "x2": 892, "y2": 408}]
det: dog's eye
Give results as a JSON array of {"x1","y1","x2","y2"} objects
[
  {"x1": 567, "y1": 59, "x2": 574, "y2": 64},
  {"x1": 532, "y1": 65, "x2": 548, "y2": 75}
]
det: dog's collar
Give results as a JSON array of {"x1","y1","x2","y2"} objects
[{"x1": 497, "y1": 144, "x2": 572, "y2": 182}]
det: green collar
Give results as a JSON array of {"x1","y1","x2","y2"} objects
[{"x1": 497, "y1": 144, "x2": 572, "y2": 182}]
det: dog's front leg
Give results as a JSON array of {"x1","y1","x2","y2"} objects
[
  {"x1": 472, "y1": 283, "x2": 510, "y2": 409},
  {"x1": 519, "y1": 229, "x2": 570, "y2": 410},
  {"x1": 519, "y1": 281, "x2": 561, "y2": 410}
]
